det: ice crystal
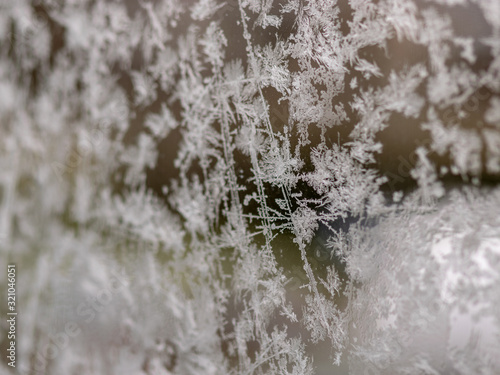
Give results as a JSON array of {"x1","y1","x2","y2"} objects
[{"x1": 1, "y1": 0, "x2": 500, "y2": 374}]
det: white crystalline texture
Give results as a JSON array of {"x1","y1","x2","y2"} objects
[{"x1": 0, "y1": 0, "x2": 500, "y2": 374}]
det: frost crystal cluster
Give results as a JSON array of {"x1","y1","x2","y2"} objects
[{"x1": 1, "y1": 0, "x2": 500, "y2": 374}]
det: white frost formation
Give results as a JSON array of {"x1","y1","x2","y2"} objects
[{"x1": 0, "y1": 0, "x2": 499, "y2": 374}]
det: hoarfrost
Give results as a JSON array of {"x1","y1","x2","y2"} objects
[{"x1": 1, "y1": 0, "x2": 500, "y2": 374}]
